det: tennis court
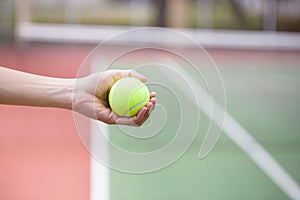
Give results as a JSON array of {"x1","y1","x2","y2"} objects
[
  {"x1": 1, "y1": 1, "x2": 300, "y2": 199},
  {"x1": 1, "y1": 42, "x2": 299, "y2": 199},
  {"x1": 106, "y1": 47, "x2": 300, "y2": 200}
]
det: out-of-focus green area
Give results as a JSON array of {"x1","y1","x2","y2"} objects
[{"x1": 108, "y1": 49, "x2": 300, "y2": 200}]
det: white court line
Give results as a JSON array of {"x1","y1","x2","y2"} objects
[
  {"x1": 90, "y1": 121, "x2": 110, "y2": 200},
  {"x1": 89, "y1": 58, "x2": 110, "y2": 200},
  {"x1": 163, "y1": 59, "x2": 300, "y2": 200}
]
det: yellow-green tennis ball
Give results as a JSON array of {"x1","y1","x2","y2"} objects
[{"x1": 109, "y1": 77, "x2": 150, "y2": 117}]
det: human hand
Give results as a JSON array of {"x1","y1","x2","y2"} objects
[{"x1": 72, "y1": 70, "x2": 156, "y2": 126}]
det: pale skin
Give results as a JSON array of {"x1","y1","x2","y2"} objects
[{"x1": 0, "y1": 66, "x2": 156, "y2": 126}]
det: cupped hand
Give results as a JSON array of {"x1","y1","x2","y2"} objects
[{"x1": 72, "y1": 70, "x2": 156, "y2": 126}]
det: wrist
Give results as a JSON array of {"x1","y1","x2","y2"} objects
[{"x1": 49, "y1": 78, "x2": 76, "y2": 110}]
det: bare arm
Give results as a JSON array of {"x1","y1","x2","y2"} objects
[
  {"x1": 0, "y1": 66, "x2": 74, "y2": 109},
  {"x1": 0, "y1": 66, "x2": 156, "y2": 126}
]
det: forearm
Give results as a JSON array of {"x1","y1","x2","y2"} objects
[{"x1": 0, "y1": 66, "x2": 75, "y2": 109}]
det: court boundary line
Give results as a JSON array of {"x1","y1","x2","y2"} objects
[
  {"x1": 16, "y1": 22, "x2": 300, "y2": 50},
  {"x1": 90, "y1": 57, "x2": 110, "y2": 200},
  {"x1": 90, "y1": 121, "x2": 110, "y2": 200},
  {"x1": 163, "y1": 59, "x2": 300, "y2": 200}
]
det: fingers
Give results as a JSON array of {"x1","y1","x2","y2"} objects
[
  {"x1": 150, "y1": 92, "x2": 156, "y2": 105},
  {"x1": 115, "y1": 106, "x2": 149, "y2": 127},
  {"x1": 113, "y1": 91, "x2": 156, "y2": 126},
  {"x1": 95, "y1": 69, "x2": 155, "y2": 126},
  {"x1": 111, "y1": 70, "x2": 147, "y2": 83},
  {"x1": 150, "y1": 92, "x2": 156, "y2": 98},
  {"x1": 132, "y1": 102, "x2": 153, "y2": 126},
  {"x1": 129, "y1": 92, "x2": 156, "y2": 126},
  {"x1": 114, "y1": 106, "x2": 147, "y2": 126},
  {"x1": 128, "y1": 70, "x2": 147, "y2": 82}
]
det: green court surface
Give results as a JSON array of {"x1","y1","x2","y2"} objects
[
  {"x1": 1, "y1": 43, "x2": 299, "y2": 200},
  {"x1": 108, "y1": 50, "x2": 300, "y2": 200}
]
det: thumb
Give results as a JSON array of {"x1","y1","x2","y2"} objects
[{"x1": 120, "y1": 70, "x2": 147, "y2": 83}]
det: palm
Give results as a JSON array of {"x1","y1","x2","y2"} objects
[{"x1": 73, "y1": 70, "x2": 156, "y2": 126}]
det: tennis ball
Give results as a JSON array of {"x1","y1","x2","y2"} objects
[{"x1": 109, "y1": 77, "x2": 150, "y2": 117}]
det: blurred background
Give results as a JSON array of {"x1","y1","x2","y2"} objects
[
  {"x1": 0, "y1": 0, "x2": 300, "y2": 200},
  {"x1": 1, "y1": 0, "x2": 300, "y2": 36}
]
